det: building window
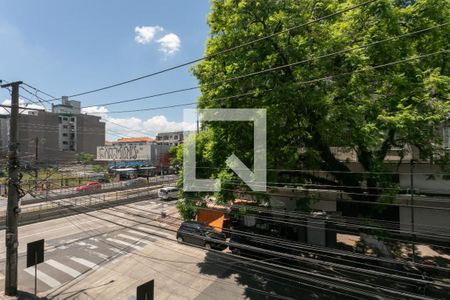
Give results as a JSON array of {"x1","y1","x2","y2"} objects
[
  {"x1": 70, "y1": 117, "x2": 75, "y2": 122},
  {"x1": 63, "y1": 133, "x2": 68, "y2": 137},
  {"x1": 63, "y1": 125, "x2": 68, "y2": 129},
  {"x1": 63, "y1": 117, "x2": 68, "y2": 121},
  {"x1": 62, "y1": 141, "x2": 68, "y2": 145}
]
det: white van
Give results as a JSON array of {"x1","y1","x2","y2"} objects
[{"x1": 158, "y1": 187, "x2": 179, "y2": 200}]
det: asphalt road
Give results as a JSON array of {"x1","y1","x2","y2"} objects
[
  {"x1": 0, "y1": 196, "x2": 254, "y2": 300},
  {"x1": 0, "y1": 191, "x2": 444, "y2": 299}
]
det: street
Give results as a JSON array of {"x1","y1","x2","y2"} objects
[
  {"x1": 0, "y1": 196, "x2": 254, "y2": 300},
  {"x1": 1, "y1": 188, "x2": 446, "y2": 299}
]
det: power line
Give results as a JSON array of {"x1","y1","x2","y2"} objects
[
  {"x1": 12, "y1": 184, "x2": 449, "y2": 299},
  {"x1": 39, "y1": 190, "x2": 450, "y2": 298},
  {"x1": 22, "y1": 82, "x2": 56, "y2": 100},
  {"x1": 108, "y1": 102, "x2": 196, "y2": 114},
  {"x1": 35, "y1": 197, "x2": 368, "y2": 300},
  {"x1": 37, "y1": 182, "x2": 450, "y2": 274},
  {"x1": 44, "y1": 0, "x2": 378, "y2": 101},
  {"x1": 187, "y1": 165, "x2": 450, "y2": 176},
  {"x1": 19, "y1": 85, "x2": 52, "y2": 107},
  {"x1": 83, "y1": 48, "x2": 448, "y2": 109},
  {"x1": 102, "y1": 118, "x2": 153, "y2": 136},
  {"x1": 81, "y1": 22, "x2": 447, "y2": 108}
]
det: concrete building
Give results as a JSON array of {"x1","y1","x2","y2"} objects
[
  {"x1": 156, "y1": 131, "x2": 193, "y2": 146},
  {"x1": 97, "y1": 136, "x2": 172, "y2": 178},
  {"x1": 0, "y1": 97, "x2": 105, "y2": 163},
  {"x1": 112, "y1": 137, "x2": 155, "y2": 146}
]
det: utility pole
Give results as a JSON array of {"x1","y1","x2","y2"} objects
[
  {"x1": 1, "y1": 81, "x2": 22, "y2": 296},
  {"x1": 410, "y1": 159, "x2": 416, "y2": 262},
  {"x1": 35, "y1": 136, "x2": 39, "y2": 189}
]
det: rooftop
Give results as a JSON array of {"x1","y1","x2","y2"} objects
[{"x1": 115, "y1": 137, "x2": 154, "y2": 143}]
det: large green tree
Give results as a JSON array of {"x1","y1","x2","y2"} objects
[{"x1": 189, "y1": 0, "x2": 449, "y2": 215}]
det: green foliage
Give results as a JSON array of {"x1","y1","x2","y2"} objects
[
  {"x1": 76, "y1": 152, "x2": 94, "y2": 164},
  {"x1": 176, "y1": 199, "x2": 198, "y2": 221},
  {"x1": 92, "y1": 164, "x2": 106, "y2": 173},
  {"x1": 190, "y1": 0, "x2": 450, "y2": 205}
]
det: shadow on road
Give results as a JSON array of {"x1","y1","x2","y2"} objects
[{"x1": 196, "y1": 250, "x2": 355, "y2": 300}]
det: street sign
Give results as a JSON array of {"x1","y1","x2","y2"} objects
[
  {"x1": 136, "y1": 279, "x2": 154, "y2": 300},
  {"x1": 27, "y1": 239, "x2": 44, "y2": 296},
  {"x1": 26, "y1": 239, "x2": 44, "y2": 268}
]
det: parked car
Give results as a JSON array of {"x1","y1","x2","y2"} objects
[
  {"x1": 125, "y1": 177, "x2": 148, "y2": 187},
  {"x1": 176, "y1": 221, "x2": 227, "y2": 250},
  {"x1": 158, "y1": 187, "x2": 178, "y2": 200},
  {"x1": 76, "y1": 181, "x2": 102, "y2": 192}
]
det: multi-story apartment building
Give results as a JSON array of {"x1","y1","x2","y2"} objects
[
  {"x1": 155, "y1": 131, "x2": 193, "y2": 146},
  {"x1": 0, "y1": 96, "x2": 105, "y2": 163}
]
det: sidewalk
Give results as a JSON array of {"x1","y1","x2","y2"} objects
[{"x1": 39, "y1": 208, "x2": 239, "y2": 300}]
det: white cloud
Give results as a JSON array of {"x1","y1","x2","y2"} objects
[
  {"x1": 142, "y1": 115, "x2": 195, "y2": 133},
  {"x1": 156, "y1": 33, "x2": 181, "y2": 55},
  {"x1": 134, "y1": 25, "x2": 181, "y2": 56},
  {"x1": 104, "y1": 115, "x2": 195, "y2": 140},
  {"x1": 134, "y1": 26, "x2": 163, "y2": 44},
  {"x1": 0, "y1": 99, "x2": 46, "y2": 115},
  {"x1": 81, "y1": 106, "x2": 108, "y2": 118}
]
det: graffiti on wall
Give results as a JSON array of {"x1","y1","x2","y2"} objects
[{"x1": 96, "y1": 145, "x2": 151, "y2": 161}]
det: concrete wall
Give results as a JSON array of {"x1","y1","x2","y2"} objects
[
  {"x1": 76, "y1": 114, "x2": 105, "y2": 155},
  {"x1": 268, "y1": 187, "x2": 337, "y2": 212},
  {"x1": 13, "y1": 111, "x2": 104, "y2": 163},
  {"x1": 397, "y1": 163, "x2": 450, "y2": 195},
  {"x1": 17, "y1": 111, "x2": 63, "y2": 162},
  {"x1": 398, "y1": 194, "x2": 450, "y2": 237}
]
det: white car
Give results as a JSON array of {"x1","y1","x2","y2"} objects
[{"x1": 158, "y1": 187, "x2": 179, "y2": 200}]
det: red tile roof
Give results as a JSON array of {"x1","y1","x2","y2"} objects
[{"x1": 116, "y1": 137, "x2": 154, "y2": 143}]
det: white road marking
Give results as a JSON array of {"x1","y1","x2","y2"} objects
[
  {"x1": 136, "y1": 226, "x2": 168, "y2": 237},
  {"x1": 24, "y1": 268, "x2": 61, "y2": 288},
  {"x1": 70, "y1": 257, "x2": 99, "y2": 270},
  {"x1": 117, "y1": 234, "x2": 152, "y2": 245},
  {"x1": 109, "y1": 248, "x2": 126, "y2": 255},
  {"x1": 106, "y1": 238, "x2": 143, "y2": 250},
  {"x1": 46, "y1": 259, "x2": 81, "y2": 277},
  {"x1": 90, "y1": 252, "x2": 109, "y2": 260},
  {"x1": 77, "y1": 242, "x2": 98, "y2": 250}
]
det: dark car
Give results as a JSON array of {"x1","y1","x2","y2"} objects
[{"x1": 176, "y1": 221, "x2": 227, "y2": 250}]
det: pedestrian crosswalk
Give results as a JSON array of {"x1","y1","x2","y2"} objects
[
  {"x1": 24, "y1": 267, "x2": 61, "y2": 288},
  {"x1": 70, "y1": 257, "x2": 99, "y2": 269},
  {"x1": 46, "y1": 259, "x2": 81, "y2": 277},
  {"x1": 106, "y1": 238, "x2": 143, "y2": 250},
  {"x1": 117, "y1": 234, "x2": 153, "y2": 245},
  {"x1": 10, "y1": 220, "x2": 174, "y2": 293},
  {"x1": 136, "y1": 226, "x2": 169, "y2": 238}
]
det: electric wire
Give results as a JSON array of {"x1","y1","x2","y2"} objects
[{"x1": 44, "y1": 0, "x2": 378, "y2": 102}]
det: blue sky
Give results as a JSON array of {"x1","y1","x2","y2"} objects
[{"x1": 0, "y1": 0, "x2": 211, "y2": 139}]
